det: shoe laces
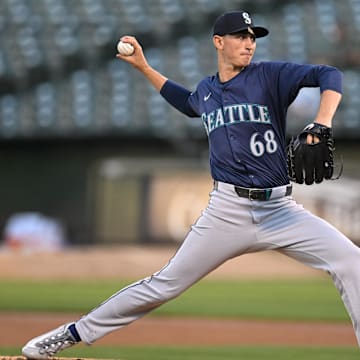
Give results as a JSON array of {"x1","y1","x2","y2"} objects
[{"x1": 36, "y1": 327, "x2": 76, "y2": 356}]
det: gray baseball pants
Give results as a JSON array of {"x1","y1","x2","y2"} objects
[{"x1": 76, "y1": 181, "x2": 360, "y2": 345}]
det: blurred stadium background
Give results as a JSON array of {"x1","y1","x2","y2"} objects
[{"x1": 0, "y1": 0, "x2": 360, "y2": 250}]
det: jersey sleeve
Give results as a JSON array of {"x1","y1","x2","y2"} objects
[
  {"x1": 265, "y1": 62, "x2": 343, "y2": 107},
  {"x1": 160, "y1": 80, "x2": 200, "y2": 117}
]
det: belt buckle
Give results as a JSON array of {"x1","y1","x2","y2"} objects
[
  {"x1": 248, "y1": 188, "x2": 272, "y2": 201},
  {"x1": 248, "y1": 189, "x2": 258, "y2": 201}
]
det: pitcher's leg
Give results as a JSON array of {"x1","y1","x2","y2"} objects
[
  {"x1": 265, "y1": 203, "x2": 360, "y2": 346},
  {"x1": 76, "y1": 206, "x2": 256, "y2": 344},
  {"x1": 284, "y1": 237, "x2": 360, "y2": 345}
]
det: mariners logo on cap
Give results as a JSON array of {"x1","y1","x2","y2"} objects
[{"x1": 242, "y1": 12, "x2": 252, "y2": 24}]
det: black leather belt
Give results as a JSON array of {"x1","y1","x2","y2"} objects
[{"x1": 234, "y1": 185, "x2": 292, "y2": 201}]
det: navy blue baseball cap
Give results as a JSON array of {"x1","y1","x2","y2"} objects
[{"x1": 213, "y1": 11, "x2": 269, "y2": 38}]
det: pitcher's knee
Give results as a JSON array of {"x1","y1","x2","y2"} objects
[
  {"x1": 143, "y1": 275, "x2": 188, "y2": 303},
  {"x1": 333, "y1": 248, "x2": 360, "y2": 279},
  {"x1": 157, "y1": 282, "x2": 187, "y2": 302}
]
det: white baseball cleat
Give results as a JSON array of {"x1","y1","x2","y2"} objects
[{"x1": 22, "y1": 322, "x2": 79, "y2": 359}]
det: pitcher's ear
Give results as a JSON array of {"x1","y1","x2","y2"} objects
[{"x1": 213, "y1": 35, "x2": 224, "y2": 49}]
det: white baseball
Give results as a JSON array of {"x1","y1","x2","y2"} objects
[{"x1": 117, "y1": 41, "x2": 134, "y2": 56}]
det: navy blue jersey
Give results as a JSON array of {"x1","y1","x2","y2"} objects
[{"x1": 161, "y1": 61, "x2": 343, "y2": 188}]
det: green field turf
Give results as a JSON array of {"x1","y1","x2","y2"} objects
[
  {"x1": 1, "y1": 345, "x2": 359, "y2": 360},
  {"x1": 0, "y1": 278, "x2": 357, "y2": 359},
  {"x1": 0, "y1": 278, "x2": 349, "y2": 322}
]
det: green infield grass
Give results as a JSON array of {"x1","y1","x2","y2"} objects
[
  {"x1": 1, "y1": 345, "x2": 359, "y2": 359},
  {"x1": 0, "y1": 278, "x2": 349, "y2": 322}
]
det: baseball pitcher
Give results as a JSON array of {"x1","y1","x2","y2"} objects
[{"x1": 22, "y1": 11, "x2": 360, "y2": 358}]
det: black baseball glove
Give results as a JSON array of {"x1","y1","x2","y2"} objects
[{"x1": 287, "y1": 123, "x2": 341, "y2": 185}]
